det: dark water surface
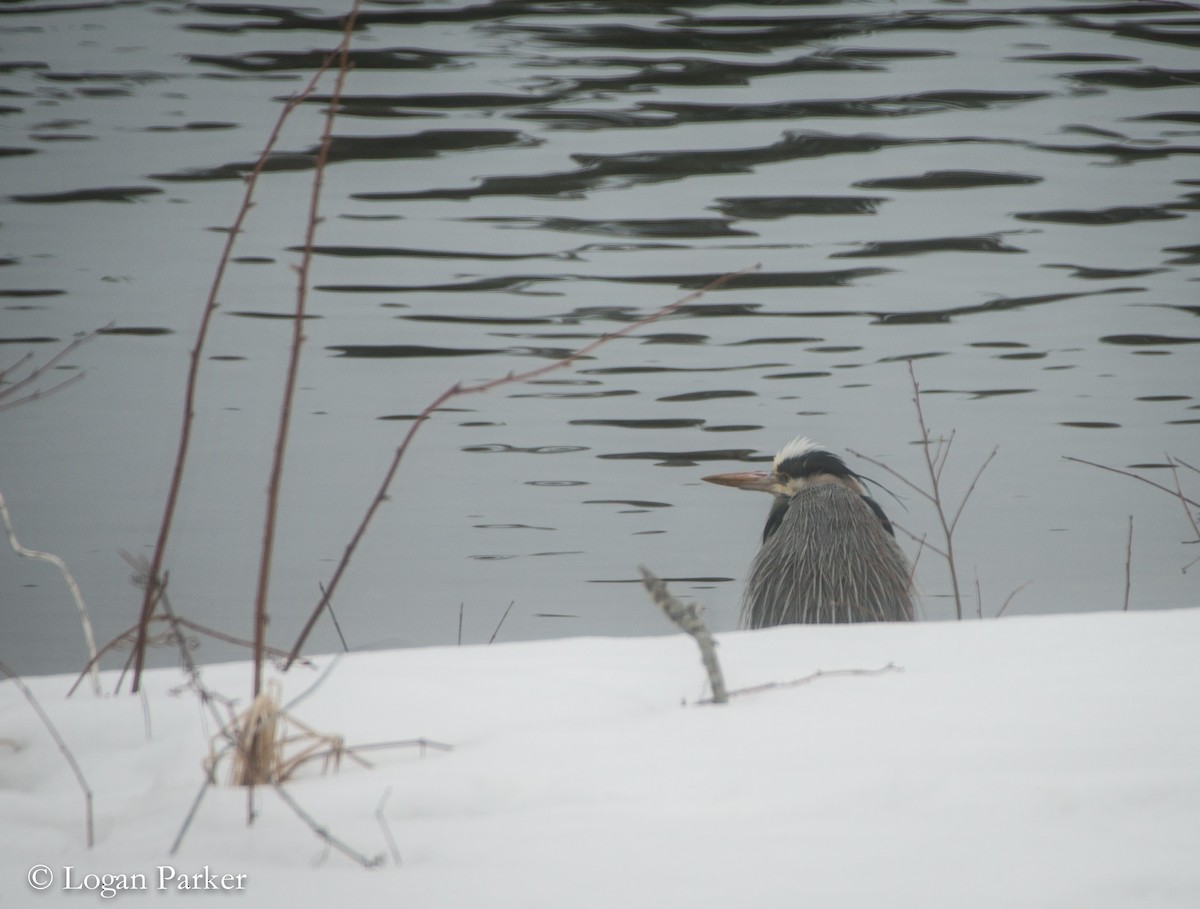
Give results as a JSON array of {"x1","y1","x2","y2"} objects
[{"x1": 2, "y1": 0, "x2": 1197, "y2": 676}]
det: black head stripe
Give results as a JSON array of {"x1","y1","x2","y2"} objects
[{"x1": 776, "y1": 449, "x2": 857, "y2": 481}]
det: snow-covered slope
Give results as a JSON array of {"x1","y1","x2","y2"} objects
[{"x1": 3, "y1": 608, "x2": 1197, "y2": 907}]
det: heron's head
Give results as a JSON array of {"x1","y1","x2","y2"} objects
[{"x1": 702, "y1": 437, "x2": 867, "y2": 499}]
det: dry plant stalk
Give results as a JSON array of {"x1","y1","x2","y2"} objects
[
  {"x1": 252, "y1": 2, "x2": 361, "y2": 699},
  {"x1": 851, "y1": 360, "x2": 997, "y2": 620},
  {"x1": 228, "y1": 686, "x2": 283, "y2": 788},
  {"x1": 0, "y1": 326, "x2": 105, "y2": 413},
  {"x1": 1064, "y1": 454, "x2": 1200, "y2": 574},
  {"x1": 0, "y1": 487, "x2": 100, "y2": 695},
  {"x1": 716, "y1": 663, "x2": 902, "y2": 702},
  {"x1": 211, "y1": 681, "x2": 408, "y2": 788},
  {"x1": 127, "y1": 4, "x2": 362, "y2": 694},
  {"x1": 284, "y1": 262, "x2": 761, "y2": 669},
  {"x1": 1, "y1": 329, "x2": 106, "y2": 693},
  {"x1": 68, "y1": 597, "x2": 304, "y2": 697},
  {"x1": 0, "y1": 661, "x2": 94, "y2": 848},
  {"x1": 219, "y1": 682, "x2": 361, "y2": 787},
  {"x1": 640, "y1": 566, "x2": 728, "y2": 704}
]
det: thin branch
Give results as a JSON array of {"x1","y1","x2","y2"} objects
[
  {"x1": 1062, "y1": 456, "x2": 1200, "y2": 511},
  {"x1": 932, "y1": 429, "x2": 955, "y2": 486},
  {"x1": 994, "y1": 581, "x2": 1031, "y2": 618},
  {"x1": 0, "y1": 487, "x2": 100, "y2": 695},
  {"x1": 284, "y1": 263, "x2": 761, "y2": 669},
  {"x1": 0, "y1": 350, "x2": 32, "y2": 385},
  {"x1": 328, "y1": 738, "x2": 452, "y2": 757},
  {"x1": 640, "y1": 565, "x2": 727, "y2": 704},
  {"x1": 1066, "y1": 454, "x2": 1200, "y2": 574},
  {"x1": 948, "y1": 445, "x2": 998, "y2": 536},
  {"x1": 848, "y1": 445, "x2": 933, "y2": 503},
  {"x1": 68, "y1": 613, "x2": 304, "y2": 698},
  {"x1": 1123, "y1": 515, "x2": 1134, "y2": 611},
  {"x1": 253, "y1": 0, "x2": 361, "y2": 699},
  {"x1": 909, "y1": 362, "x2": 963, "y2": 619},
  {"x1": 128, "y1": 51, "x2": 351, "y2": 695},
  {"x1": 0, "y1": 661, "x2": 94, "y2": 848},
  {"x1": 850, "y1": 361, "x2": 996, "y2": 621},
  {"x1": 282, "y1": 653, "x2": 345, "y2": 713},
  {"x1": 0, "y1": 326, "x2": 106, "y2": 413},
  {"x1": 271, "y1": 782, "x2": 383, "y2": 868},
  {"x1": 170, "y1": 774, "x2": 215, "y2": 856},
  {"x1": 375, "y1": 787, "x2": 402, "y2": 866},
  {"x1": 885, "y1": 520, "x2": 948, "y2": 562},
  {"x1": 711, "y1": 663, "x2": 902, "y2": 703},
  {"x1": 488, "y1": 600, "x2": 515, "y2": 645},
  {"x1": 0, "y1": 362, "x2": 81, "y2": 411},
  {"x1": 320, "y1": 583, "x2": 350, "y2": 653},
  {"x1": 1166, "y1": 456, "x2": 1200, "y2": 543}
]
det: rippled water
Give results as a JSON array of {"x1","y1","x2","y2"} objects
[{"x1": 2, "y1": 0, "x2": 1197, "y2": 676}]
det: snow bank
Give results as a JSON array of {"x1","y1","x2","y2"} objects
[{"x1": 3, "y1": 608, "x2": 1198, "y2": 907}]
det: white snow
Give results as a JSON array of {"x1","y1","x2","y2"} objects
[{"x1": 3, "y1": 608, "x2": 1198, "y2": 907}]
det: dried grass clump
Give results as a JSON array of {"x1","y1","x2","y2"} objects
[{"x1": 212, "y1": 682, "x2": 367, "y2": 788}]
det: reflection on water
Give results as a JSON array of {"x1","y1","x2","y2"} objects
[{"x1": 1, "y1": 0, "x2": 1197, "y2": 675}]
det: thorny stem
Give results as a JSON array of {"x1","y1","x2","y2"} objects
[
  {"x1": 252, "y1": 0, "x2": 361, "y2": 700},
  {"x1": 283, "y1": 263, "x2": 760, "y2": 669},
  {"x1": 127, "y1": 50, "x2": 351, "y2": 695}
]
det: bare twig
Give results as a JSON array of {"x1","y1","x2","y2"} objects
[
  {"x1": 1165, "y1": 456, "x2": 1200, "y2": 556},
  {"x1": 851, "y1": 361, "x2": 997, "y2": 620},
  {"x1": 1065, "y1": 454, "x2": 1200, "y2": 573},
  {"x1": 1062, "y1": 456, "x2": 1200, "y2": 512},
  {"x1": 0, "y1": 661, "x2": 94, "y2": 848},
  {"x1": 284, "y1": 263, "x2": 761, "y2": 669},
  {"x1": 994, "y1": 581, "x2": 1031, "y2": 618},
  {"x1": 0, "y1": 487, "x2": 100, "y2": 695},
  {"x1": 640, "y1": 566, "x2": 727, "y2": 704},
  {"x1": 68, "y1": 612, "x2": 304, "y2": 698},
  {"x1": 69, "y1": 613, "x2": 304, "y2": 700},
  {"x1": 271, "y1": 782, "x2": 383, "y2": 868},
  {"x1": 128, "y1": 51, "x2": 354, "y2": 695},
  {"x1": 712, "y1": 663, "x2": 902, "y2": 702},
  {"x1": 1124, "y1": 515, "x2": 1134, "y2": 611},
  {"x1": 170, "y1": 774, "x2": 215, "y2": 856},
  {"x1": 911, "y1": 365, "x2": 961, "y2": 618},
  {"x1": 949, "y1": 446, "x2": 998, "y2": 536},
  {"x1": 253, "y1": 1, "x2": 361, "y2": 699},
  {"x1": 488, "y1": 600, "x2": 515, "y2": 644},
  {"x1": 0, "y1": 326, "x2": 105, "y2": 413},
  {"x1": 320, "y1": 583, "x2": 350, "y2": 653},
  {"x1": 375, "y1": 787, "x2": 402, "y2": 866}
]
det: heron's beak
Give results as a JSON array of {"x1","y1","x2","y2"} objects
[{"x1": 702, "y1": 470, "x2": 774, "y2": 492}]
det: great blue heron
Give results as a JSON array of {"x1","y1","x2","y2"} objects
[{"x1": 704, "y1": 437, "x2": 915, "y2": 627}]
